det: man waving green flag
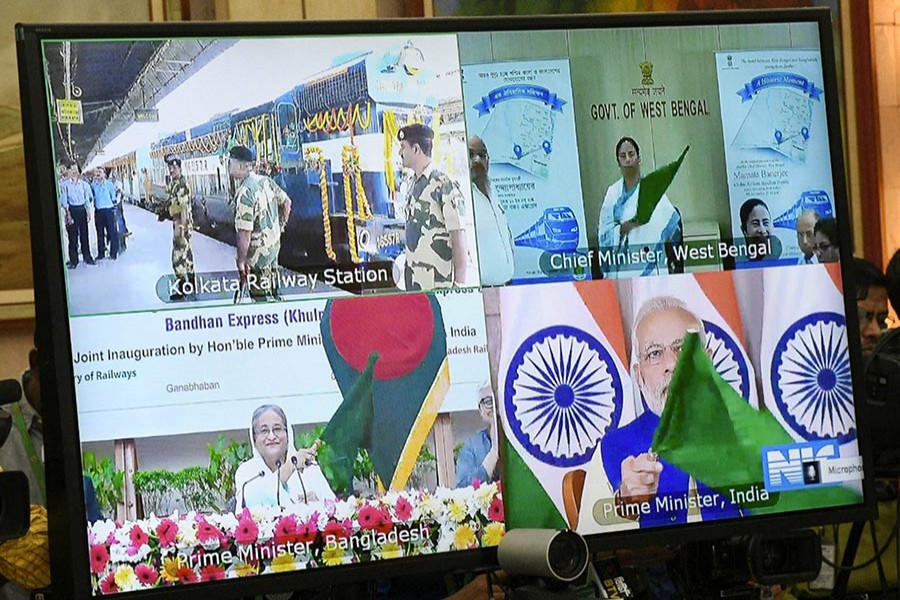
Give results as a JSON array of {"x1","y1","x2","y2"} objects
[{"x1": 653, "y1": 332, "x2": 860, "y2": 515}]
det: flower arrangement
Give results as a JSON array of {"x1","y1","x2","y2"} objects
[
  {"x1": 341, "y1": 143, "x2": 375, "y2": 263},
  {"x1": 303, "y1": 146, "x2": 336, "y2": 262},
  {"x1": 88, "y1": 482, "x2": 503, "y2": 594}
]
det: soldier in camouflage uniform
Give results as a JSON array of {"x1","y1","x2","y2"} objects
[
  {"x1": 229, "y1": 145, "x2": 292, "y2": 301},
  {"x1": 397, "y1": 123, "x2": 468, "y2": 291},
  {"x1": 164, "y1": 154, "x2": 194, "y2": 301}
]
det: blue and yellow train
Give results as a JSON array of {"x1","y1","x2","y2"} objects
[{"x1": 112, "y1": 45, "x2": 449, "y2": 271}]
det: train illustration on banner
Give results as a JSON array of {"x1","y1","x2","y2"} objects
[{"x1": 772, "y1": 189, "x2": 834, "y2": 231}]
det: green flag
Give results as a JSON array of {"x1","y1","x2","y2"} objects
[
  {"x1": 502, "y1": 437, "x2": 568, "y2": 530},
  {"x1": 635, "y1": 145, "x2": 689, "y2": 225},
  {"x1": 319, "y1": 353, "x2": 377, "y2": 494},
  {"x1": 653, "y1": 332, "x2": 860, "y2": 515}
]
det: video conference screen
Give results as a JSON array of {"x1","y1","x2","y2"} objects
[{"x1": 20, "y1": 9, "x2": 868, "y2": 597}]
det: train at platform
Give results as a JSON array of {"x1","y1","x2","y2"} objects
[{"x1": 104, "y1": 44, "x2": 463, "y2": 272}]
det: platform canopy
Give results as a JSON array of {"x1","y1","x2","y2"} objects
[{"x1": 43, "y1": 39, "x2": 233, "y2": 165}]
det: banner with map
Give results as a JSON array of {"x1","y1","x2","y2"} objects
[
  {"x1": 715, "y1": 50, "x2": 835, "y2": 261},
  {"x1": 462, "y1": 58, "x2": 590, "y2": 283}
]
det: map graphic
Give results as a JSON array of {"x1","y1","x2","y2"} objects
[
  {"x1": 482, "y1": 100, "x2": 556, "y2": 179},
  {"x1": 732, "y1": 86, "x2": 812, "y2": 163}
]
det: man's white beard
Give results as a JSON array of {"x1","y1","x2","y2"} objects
[{"x1": 644, "y1": 374, "x2": 672, "y2": 416}]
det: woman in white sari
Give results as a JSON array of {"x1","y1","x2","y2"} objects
[
  {"x1": 597, "y1": 136, "x2": 681, "y2": 278},
  {"x1": 234, "y1": 404, "x2": 335, "y2": 510}
]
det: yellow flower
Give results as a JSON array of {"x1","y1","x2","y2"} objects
[
  {"x1": 453, "y1": 524, "x2": 477, "y2": 550},
  {"x1": 270, "y1": 552, "x2": 297, "y2": 573},
  {"x1": 447, "y1": 498, "x2": 468, "y2": 523},
  {"x1": 161, "y1": 556, "x2": 184, "y2": 583},
  {"x1": 322, "y1": 544, "x2": 351, "y2": 567},
  {"x1": 379, "y1": 541, "x2": 403, "y2": 560},
  {"x1": 114, "y1": 565, "x2": 138, "y2": 591},
  {"x1": 482, "y1": 522, "x2": 505, "y2": 547},
  {"x1": 231, "y1": 562, "x2": 257, "y2": 578}
]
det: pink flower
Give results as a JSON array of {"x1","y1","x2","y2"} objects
[
  {"x1": 196, "y1": 518, "x2": 223, "y2": 544},
  {"x1": 297, "y1": 518, "x2": 319, "y2": 544},
  {"x1": 135, "y1": 563, "x2": 158, "y2": 586},
  {"x1": 200, "y1": 564, "x2": 226, "y2": 581},
  {"x1": 274, "y1": 515, "x2": 299, "y2": 544},
  {"x1": 89, "y1": 544, "x2": 109, "y2": 574},
  {"x1": 357, "y1": 504, "x2": 380, "y2": 531},
  {"x1": 234, "y1": 516, "x2": 259, "y2": 545},
  {"x1": 322, "y1": 519, "x2": 352, "y2": 544},
  {"x1": 99, "y1": 572, "x2": 117, "y2": 594},
  {"x1": 129, "y1": 524, "x2": 149, "y2": 547},
  {"x1": 472, "y1": 478, "x2": 482, "y2": 489},
  {"x1": 489, "y1": 496, "x2": 504, "y2": 522},
  {"x1": 374, "y1": 508, "x2": 394, "y2": 535},
  {"x1": 394, "y1": 496, "x2": 413, "y2": 522},
  {"x1": 156, "y1": 519, "x2": 177, "y2": 547}
]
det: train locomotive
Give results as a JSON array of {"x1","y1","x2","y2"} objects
[{"x1": 111, "y1": 43, "x2": 457, "y2": 274}]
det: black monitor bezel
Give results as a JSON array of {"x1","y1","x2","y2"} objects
[{"x1": 16, "y1": 8, "x2": 876, "y2": 599}]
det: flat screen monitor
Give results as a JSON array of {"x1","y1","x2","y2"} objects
[{"x1": 16, "y1": 8, "x2": 875, "y2": 598}]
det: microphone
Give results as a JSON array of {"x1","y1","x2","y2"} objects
[
  {"x1": 275, "y1": 459, "x2": 282, "y2": 507},
  {"x1": 0, "y1": 379, "x2": 22, "y2": 407},
  {"x1": 291, "y1": 456, "x2": 308, "y2": 503},
  {"x1": 240, "y1": 470, "x2": 266, "y2": 509}
]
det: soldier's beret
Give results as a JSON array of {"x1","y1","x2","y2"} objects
[
  {"x1": 397, "y1": 123, "x2": 434, "y2": 146},
  {"x1": 164, "y1": 153, "x2": 182, "y2": 166},
  {"x1": 229, "y1": 145, "x2": 254, "y2": 163}
]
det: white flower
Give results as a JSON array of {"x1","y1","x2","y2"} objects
[
  {"x1": 209, "y1": 512, "x2": 238, "y2": 535},
  {"x1": 412, "y1": 494, "x2": 441, "y2": 521},
  {"x1": 473, "y1": 482, "x2": 497, "y2": 512},
  {"x1": 90, "y1": 519, "x2": 116, "y2": 544},
  {"x1": 128, "y1": 543, "x2": 151, "y2": 562},
  {"x1": 176, "y1": 520, "x2": 198, "y2": 547},
  {"x1": 291, "y1": 502, "x2": 316, "y2": 522},
  {"x1": 110, "y1": 544, "x2": 129, "y2": 563},
  {"x1": 436, "y1": 523, "x2": 456, "y2": 553},
  {"x1": 257, "y1": 520, "x2": 275, "y2": 543},
  {"x1": 332, "y1": 499, "x2": 356, "y2": 522},
  {"x1": 201, "y1": 537, "x2": 221, "y2": 551}
]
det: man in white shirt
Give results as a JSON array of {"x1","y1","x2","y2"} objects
[{"x1": 469, "y1": 135, "x2": 514, "y2": 286}]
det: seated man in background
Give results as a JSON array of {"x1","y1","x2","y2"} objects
[
  {"x1": 455, "y1": 382, "x2": 500, "y2": 488},
  {"x1": 851, "y1": 257, "x2": 889, "y2": 356}
]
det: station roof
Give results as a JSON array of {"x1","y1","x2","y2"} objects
[{"x1": 43, "y1": 39, "x2": 230, "y2": 165}]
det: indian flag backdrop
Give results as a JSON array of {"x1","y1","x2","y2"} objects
[
  {"x1": 760, "y1": 263, "x2": 858, "y2": 456},
  {"x1": 629, "y1": 271, "x2": 759, "y2": 414},
  {"x1": 498, "y1": 280, "x2": 632, "y2": 530}
]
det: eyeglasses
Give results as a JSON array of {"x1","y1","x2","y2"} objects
[
  {"x1": 640, "y1": 338, "x2": 685, "y2": 366},
  {"x1": 255, "y1": 425, "x2": 286, "y2": 438},
  {"x1": 479, "y1": 397, "x2": 493, "y2": 410},
  {"x1": 469, "y1": 150, "x2": 489, "y2": 161},
  {"x1": 815, "y1": 241, "x2": 834, "y2": 252},
  {"x1": 858, "y1": 306, "x2": 890, "y2": 332}
]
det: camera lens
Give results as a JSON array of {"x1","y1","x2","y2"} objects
[{"x1": 547, "y1": 531, "x2": 589, "y2": 581}]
